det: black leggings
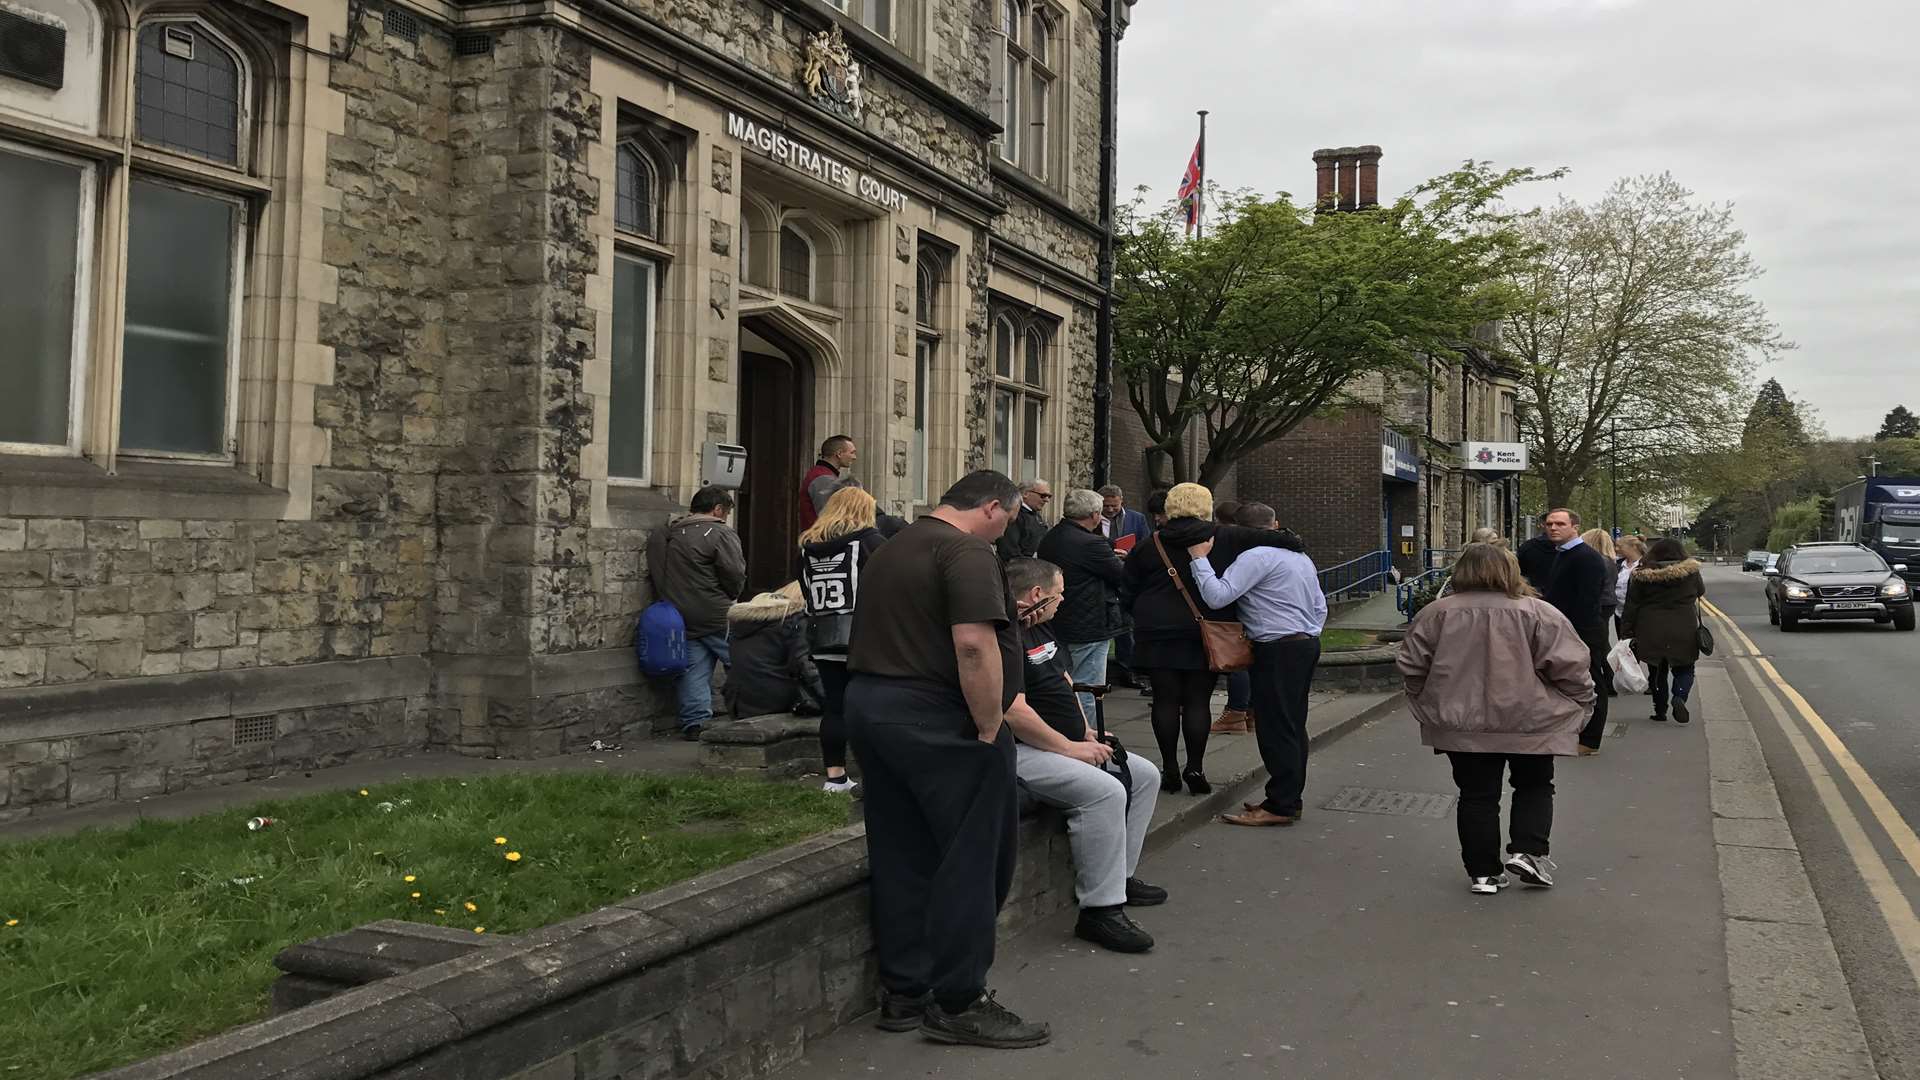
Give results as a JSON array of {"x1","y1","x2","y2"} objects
[
  {"x1": 816, "y1": 659, "x2": 851, "y2": 770},
  {"x1": 1147, "y1": 667, "x2": 1216, "y2": 776}
]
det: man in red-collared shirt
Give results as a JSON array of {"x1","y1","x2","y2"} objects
[{"x1": 798, "y1": 434, "x2": 858, "y2": 531}]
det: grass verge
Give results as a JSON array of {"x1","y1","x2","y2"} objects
[
  {"x1": 1320, "y1": 628, "x2": 1377, "y2": 651},
  {"x1": 0, "y1": 773, "x2": 846, "y2": 1080}
]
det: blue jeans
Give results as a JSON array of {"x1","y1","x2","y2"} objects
[
  {"x1": 677, "y1": 633, "x2": 731, "y2": 731},
  {"x1": 1066, "y1": 639, "x2": 1112, "y2": 729},
  {"x1": 1225, "y1": 669, "x2": 1251, "y2": 712},
  {"x1": 1651, "y1": 661, "x2": 1695, "y2": 718}
]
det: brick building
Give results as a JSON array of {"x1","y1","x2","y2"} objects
[
  {"x1": 1233, "y1": 146, "x2": 1527, "y2": 573},
  {"x1": 0, "y1": 0, "x2": 1136, "y2": 816}
]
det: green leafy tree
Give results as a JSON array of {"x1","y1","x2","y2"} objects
[
  {"x1": 1876, "y1": 405, "x2": 1919, "y2": 441},
  {"x1": 1113, "y1": 162, "x2": 1551, "y2": 487},
  {"x1": 1505, "y1": 174, "x2": 1788, "y2": 507}
]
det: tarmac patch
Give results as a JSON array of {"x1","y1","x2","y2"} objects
[{"x1": 1322, "y1": 786, "x2": 1455, "y2": 818}]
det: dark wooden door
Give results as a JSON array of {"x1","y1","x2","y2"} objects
[{"x1": 738, "y1": 350, "x2": 803, "y2": 593}]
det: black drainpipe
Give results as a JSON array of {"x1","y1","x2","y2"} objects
[{"x1": 1091, "y1": 2, "x2": 1124, "y2": 488}]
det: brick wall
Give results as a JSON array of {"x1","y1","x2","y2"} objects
[{"x1": 1235, "y1": 410, "x2": 1385, "y2": 569}]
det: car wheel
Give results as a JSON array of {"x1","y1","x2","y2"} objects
[
  {"x1": 1780, "y1": 614, "x2": 1800, "y2": 633},
  {"x1": 1895, "y1": 607, "x2": 1916, "y2": 632},
  {"x1": 1767, "y1": 604, "x2": 1779, "y2": 625}
]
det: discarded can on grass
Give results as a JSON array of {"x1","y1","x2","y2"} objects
[{"x1": 246, "y1": 817, "x2": 276, "y2": 831}]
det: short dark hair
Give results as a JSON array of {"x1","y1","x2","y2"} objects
[
  {"x1": 1647, "y1": 537, "x2": 1687, "y2": 562},
  {"x1": 1098, "y1": 485, "x2": 1123, "y2": 499},
  {"x1": 940, "y1": 469, "x2": 1020, "y2": 513},
  {"x1": 1005, "y1": 557, "x2": 1061, "y2": 594},
  {"x1": 1146, "y1": 489, "x2": 1169, "y2": 516},
  {"x1": 690, "y1": 486, "x2": 735, "y2": 515},
  {"x1": 1546, "y1": 507, "x2": 1581, "y2": 527},
  {"x1": 1213, "y1": 500, "x2": 1241, "y2": 525},
  {"x1": 820, "y1": 435, "x2": 854, "y2": 458},
  {"x1": 1237, "y1": 502, "x2": 1277, "y2": 528}
]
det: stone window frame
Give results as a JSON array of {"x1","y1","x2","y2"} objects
[
  {"x1": 991, "y1": 0, "x2": 1064, "y2": 185},
  {"x1": 606, "y1": 127, "x2": 678, "y2": 488},
  {"x1": 779, "y1": 222, "x2": 815, "y2": 302},
  {"x1": 912, "y1": 242, "x2": 949, "y2": 504},
  {"x1": 0, "y1": 0, "x2": 348, "y2": 517},
  {"x1": 989, "y1": 304, "x2": 1057, "y2": 483},
  {"x1": 827, "y1": 0, "x2": 894, "y2": 41}
]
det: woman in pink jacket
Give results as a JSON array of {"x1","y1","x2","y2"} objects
[{"x1": 1397, "y1": 543, "x2": 1596, "y2": 895}]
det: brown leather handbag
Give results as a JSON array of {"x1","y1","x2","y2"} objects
[{"x1": 1152, "y1": 532, "x2": 1253, "y2": 673}]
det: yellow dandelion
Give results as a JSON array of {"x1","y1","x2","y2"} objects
[
  {"x1": 359, "y1": 789, "x2": 369, "y2": 796},
  {"x1": 473, "y1": 926, "x2": 486, "y2": 934},
  {"x1": 434, "y1": 908, "x2": 446, "y2": 915},
  {"x1": 504, "y1": 851, "x2": 522, "y2": 863},
  {"x1": 464, "y1": 901, "x2": 478, "y2": 913},
  {"x1": 403, "y1": 874, "x2": 416, "y2": 883},
  {"x1": 410, "y1": 892, "x2": 422, "y2": 899},
  {"x1": 493, "y1": 836, "x2": 507, "y2": 845},
  {"x1": 4, "y1": 918, "x2": 17, "y2": 927}
]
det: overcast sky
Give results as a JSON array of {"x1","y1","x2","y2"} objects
[{"x1": 1115, "y1": 0, "x2": 1918, "y2": 440}]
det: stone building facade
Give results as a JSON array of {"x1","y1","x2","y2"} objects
[{"x1": 0, "y1": 0, "x2": 1134, "y2": 817}]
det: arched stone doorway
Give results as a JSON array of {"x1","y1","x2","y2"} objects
[{"x1": 737, "y1": 314, "x2": 822, "y2": 592}]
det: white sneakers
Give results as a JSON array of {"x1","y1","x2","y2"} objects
[
  {"x1": 1469, "y1": 874, "x2": 1510, "y2": 895},
  {"x1": 822, "y1": 776, "x2": 859, "y2": 795},
  {"x1": 1503, "y1": 852, "x2": 1557, "y2": 888}
]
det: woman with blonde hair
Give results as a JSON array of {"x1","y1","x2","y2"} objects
[
  {"x1": 1613, "y1": 535, "x2": 1647, "y2": 638},
  {"x1": 797, "y1": 485, "x2": 888, "y2": 794},
  {"x1": 1581, "y1": 529, "x2": 1621, "y2": 697},
  {"x1": 1470, "y1": 526, "x2": 1505, "y2": 548},
  {"x1": 1398, "y1": 543, "x2": 1595, "y2": 894}
]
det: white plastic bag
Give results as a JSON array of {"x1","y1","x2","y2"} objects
[{"x1": 1608, "y1": 638, "x2": 1649, "y2": 694}]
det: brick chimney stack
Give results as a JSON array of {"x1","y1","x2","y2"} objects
[{"x1": 1311, "y1": 145, "x2": 1384, "y2": 212}]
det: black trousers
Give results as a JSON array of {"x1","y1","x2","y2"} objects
[
  {"x1": 1248, "y1": 636, "x2": 1321, "y2": 816},
  {"x1": 816, "y1": 659, "x2": 851, "y2": 770},
  {"x1": 846, "y1": 674, "x2": 1017, "y2": 1011},
  {"x1": 1576, "y1": 623, "x2": 1611, "y2": 748},
  {"x1": 1446, "y1": 751, "x2": 1555, "y2": 878}
]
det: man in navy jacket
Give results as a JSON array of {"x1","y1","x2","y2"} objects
[{"x1": 1542, "y1": 508, "x2": 1611, "y2": 753}]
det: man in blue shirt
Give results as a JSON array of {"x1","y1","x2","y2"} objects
[{"x1": 1185, "y1": 503, "x2": 1328, "y2": 827}]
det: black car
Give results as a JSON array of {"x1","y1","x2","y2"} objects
[
  {"x1": 1765, "y1": 542, "x2": 1915, "y2": 632},
  {"x1": 1742, "y1": 549, "x2": 1773, "y2": 571}
]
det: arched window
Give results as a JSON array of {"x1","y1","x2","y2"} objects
[
  {"x1": 989, "y1": 309, "x2": 1053, "y2": 481},
  {"x1": 780, "y1": 225, "x2": 813, "y2": 301},
  {"x1": 914, "y1": 245, "x2": 946, "y2": 502},
  {"x1": 995, "y1": 1, "x2": 1058, "y2": 182},
  {"x1": 135, "y1": 21, "x2": 244, "y2": 165},
  {"x1": 916, "y1": 258, "x2": 938, "y2": 326},
  {"x1": 993, "y1": 315, "x2": 1016, "y2": 378},
  {"x1": 615, "y1": 140, "x2": 659, "y2": 238}
]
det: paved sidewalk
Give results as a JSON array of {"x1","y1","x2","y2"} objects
[
  {"x1": 1327, "y1": 588, "x2": 1407, "y2": 631},
  {"x1": 777, "y1": 693, "x2": 1740, "y2": 1079}
]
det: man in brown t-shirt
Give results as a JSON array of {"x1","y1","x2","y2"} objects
[{"x1": 845, "y1": 470, "x2": 1050, "y2": 1050}]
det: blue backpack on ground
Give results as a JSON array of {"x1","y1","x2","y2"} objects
[{"x1": 635, "y1": 601, "x2": 690, "y2": 677}]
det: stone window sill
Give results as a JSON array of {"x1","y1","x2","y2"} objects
[
  {"x1": 0, "y1": 454, "x2": 290, "y2": 520},
  {"x1": 606, "y1": 483, "x2": 683, "y2": 531}
]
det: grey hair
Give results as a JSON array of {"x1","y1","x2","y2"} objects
[
  {"x1": 1019, "y1": 478, "x2": 1050, "y2": 493},
  {"x1": 1062, "y1": 488, "x2": 1102, "y2": 520},
  {"x1": 1097, "y1": 484, "x2": 1123, "y2": 498}
]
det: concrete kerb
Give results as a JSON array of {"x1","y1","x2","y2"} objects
[{"x1": 1697, "y1": 660, "x2": 1878, "y2": 1080}]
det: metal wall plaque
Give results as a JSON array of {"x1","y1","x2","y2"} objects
[{"x1": 1323, "y1": 786, "x2": 1456, "y2": 819}]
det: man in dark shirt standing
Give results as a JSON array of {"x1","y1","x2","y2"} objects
[
  {"x1": 1002, "y1": 557, "x2": 1165, "y2": 955},
  {"x1": 1516, "y1": 519, "x2": 1558, "y2": 595},
  {"x1": 845, "y1": 470, "x2": 1049, "y2": 1049},
  {"x1": 1541, "y1": 507, "x2": 1612, "y2": 754}
]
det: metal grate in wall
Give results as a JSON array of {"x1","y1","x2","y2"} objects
[
  {"x1": 454, "y1": 32, "x2": 492, "y2": 57},
  {"x1": 233, "y1": 715, "x2": 277, "y2": 746},
  {"x1": 0, "y1": 9, "x2": 67, "y2": 90},
  {"x1": 382, "y1": 7, "x2": 420, "y2": 44}
]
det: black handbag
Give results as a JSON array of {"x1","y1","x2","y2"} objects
[{"x1": 1696, "y1": 599, "x2": 1715, "y2": 656}]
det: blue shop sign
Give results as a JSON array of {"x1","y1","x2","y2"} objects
[{"x1": 1381, "y1": 431, "x2": 1420, "y2": 482}]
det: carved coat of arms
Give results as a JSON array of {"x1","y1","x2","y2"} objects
[{"x1": 803, "y1": 25, "x2": 864, "y2": 121}]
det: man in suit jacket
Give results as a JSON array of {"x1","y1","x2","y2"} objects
[
  {"x1": 1516, "y1": 527, "x2": 1557, "y2": 595},
  {"x1": 1542, "y1": 508, "x2": 1611, "y2": 754},
  {"x1": 1097, "y1": 485, "x2": 1152, "y2": 689}
]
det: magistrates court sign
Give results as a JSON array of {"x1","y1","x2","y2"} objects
[{"x1": 726, "y1": 112, "x2": 910, "y2": 214}]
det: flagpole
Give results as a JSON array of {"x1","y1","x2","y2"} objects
[{"x1": 1195, "y1": 109, "x2": 1208, "y2": 239}]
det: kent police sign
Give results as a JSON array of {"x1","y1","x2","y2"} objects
[{"x1": 1461, "y1": 442, "x2": 1528, "y2": 472}]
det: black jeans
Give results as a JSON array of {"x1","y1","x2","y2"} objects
[
  {"x1": 1576, "y1": 623, "x2": 1611, "y2": 748},
  {"x1": 1248, "y1": 636, "x2": 1321, "y2": 816},
  {"x1": 816, "y1": 658, "x2": 851, "y2": 770},
  {"x1": 1446, "y1": 751, "x2": 1555, "y2": 878},
  {"x1": 1650, "y1": 661, "x2": 1697, "y2": 718},
  {"x1": 847, "y1": 674, "x2": 1017, "y2": 1012}
]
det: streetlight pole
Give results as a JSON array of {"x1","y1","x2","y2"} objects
[{"x1": 1610, "y1": 420, "x2": 1620, "y2": 534}]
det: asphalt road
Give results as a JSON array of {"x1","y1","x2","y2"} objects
[{"x1": 1702, "y1": 563, "x2": 1920, "y2": 1079}]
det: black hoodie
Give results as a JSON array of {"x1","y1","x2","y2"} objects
[{"x1": 1123, "y1": 518, "x2": 1307, "y2": 641}]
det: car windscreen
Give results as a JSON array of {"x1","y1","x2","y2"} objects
[
  {"x1": 1791, "y1": 553, "x2": 1888, "y2": 574},
  {"x1": 1881, "y1": 524, "x2": 1920, "y2": 544}
]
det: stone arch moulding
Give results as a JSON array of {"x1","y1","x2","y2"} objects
[{"x1": 735, "y1": 297, "x2": 845, "y2": 379}]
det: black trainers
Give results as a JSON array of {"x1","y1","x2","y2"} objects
[
  {"x1": 1125, "y1": 877, "x2": 1168, "y2": 907},
  {"x1": 1074, "y1": 906, "x2": 1155, "y2": 953},
  {"x1": 1673, "y1": 698, "x2": 1691, "y2": 724},
  {"x1": 876, "y1": 989, "x2": 932, "y2": 1032},
  {"x1": 681, "y1": 723, "x2": 704, "y2": 741},
  {"x1": 921, "y1": 991, "x2": 1051, "y2": 1048}
]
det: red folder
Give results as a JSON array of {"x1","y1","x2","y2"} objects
[{"x1": 1113, "y1": 533, "x2": 1138, "y2": 554}]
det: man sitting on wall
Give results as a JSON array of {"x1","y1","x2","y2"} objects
[
  {"x1": 1003, "y1": 556, "x2": 1167, "y2": 954},
  {"x1": 646, "y1": 485, "x2": 747, "y2": 740}
]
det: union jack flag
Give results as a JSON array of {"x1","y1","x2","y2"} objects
[{"x1": 1176, "y1": 137, "x2": 1204, "y2": 235}]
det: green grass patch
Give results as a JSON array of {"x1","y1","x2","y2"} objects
[
  {"x1": 1320, "y1": 628, "x2": 1376, "y2": 651},
  {"x1": 0, "y1": 773, "x2": 846, "y2": 1080}
]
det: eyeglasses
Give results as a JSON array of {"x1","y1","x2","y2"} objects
[{"x1": 1035, "y1": 492, "x2": 1053, "y2": 500}]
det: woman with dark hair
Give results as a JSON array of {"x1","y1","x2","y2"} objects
[
  {"x1": 1622, "y1": 537, "x2": 1707, "y2": 724},
  {"x1": 1123, "y1": 483, "x2": 1303, "y2": 794}
]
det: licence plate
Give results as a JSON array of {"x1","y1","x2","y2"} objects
[{"x1": 1826, "y1": 601, "x2": 1874, "y2": 610}]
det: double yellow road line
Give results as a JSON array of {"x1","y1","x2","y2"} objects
[{"x1": 1702, "y1": 599, "x2": 1920, "y2": 990}]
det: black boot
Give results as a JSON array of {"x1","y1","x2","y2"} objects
[
  {"x1": 876, "y1": 990, "x2": 932, "y2": 1032},
  {"x1": 921, "y1": 992, "x2": 1051, "y2": 1049},
  {"x1": 1125, "y1": 877, "x2": 1168, "y2": 906},
  {"x1": 1074, "y1": 906, "x2": 1155, "y2": 953}
]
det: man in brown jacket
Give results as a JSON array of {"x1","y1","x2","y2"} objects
[{"x1": 646, "y1": 486, "x2": 747, "y2": 739}]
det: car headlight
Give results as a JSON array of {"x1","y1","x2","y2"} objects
[
  {"x1": 1784, "y1": 583, "x2": 1813, "y2": 600},
  {"x1": 1883, "y1": 578, "x2": 1911, "y2": 599}
]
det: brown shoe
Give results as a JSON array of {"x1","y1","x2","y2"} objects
[
  {"x1": 1242, "y1": 801, "x2": 1305, "y2": 820},
  {"x1": 1219, "y1": 807, "x2": 1297, "y2": 827},
  {"x1": 1577, "y1": 745, "x2": 1600, "y2": 756},
  {"x1": 1210, "y1": 709, "x2": 1250, "y2": 735}
]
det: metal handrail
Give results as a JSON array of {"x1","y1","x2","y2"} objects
[
  {"x1": 1423, "y1": 548, "x2": 1459, "y2": 571},
  {"x1": 1396, "y1": 567, "x2": 1450, "y2": 618},
  {"x1": 1319, "y1": 550, "x2": 1392, "y2": 600}
]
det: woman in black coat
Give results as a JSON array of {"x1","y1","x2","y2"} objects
[
  {"x1": 1124, "y1": 482, "x2": 1305, "y2": 794},
  {"x1": 1621, "y1": 537, "x2": 1707, "y2": 724}
]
